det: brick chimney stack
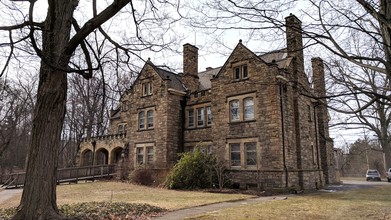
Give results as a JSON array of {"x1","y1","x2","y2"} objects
[{"x1": 183, "y1": 43, "x2": 199, "y2": 92}]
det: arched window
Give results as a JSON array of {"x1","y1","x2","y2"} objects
[
  {"x1": 139, "y1": 111, "x2": 145, "y2": 129},
  {"x1": 147, "y1": 110, "x2": 154, "y2": 128},
  {"x1": 230, "y1": 100, "x2": 240, "y2": 121},
  {"x1": 244, "y1": 97, "x2": 254, "y2": 120}
]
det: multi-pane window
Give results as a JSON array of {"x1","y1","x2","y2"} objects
[
  {"x1": 147, "y1": 110, "x2": 154, "y2": 128},
  {"x1": 139, "y1": 108, "x2": 154, "y2": 130},
  {"x1": 228, "y1": 94, "x2": 255, "y2": 122},
  {"x1": 139, "y1": 111, "x2": 145, "y2": 129},
  {"x1": 142, "y1": 82, "x2": 153, "y2": 96},
  {"x1": 197, "y1": 107, "x2": 205, "y2": 127},
  {"x1": 136, "y1": 147, "x2": 144, "y2": 165},
  {"x1": 206, "y1": 106, "x2": 212, "y2": 126},
  {"x1": 230, "y1": 143, "x2": 241, "y2": 166},
  {"x1": 245, "y1": 142, "x2": 257, "y2": 165},
  {"x1": 135, "y1": 144, "x2": 154, "y2": 166},
  {"x1": 118, "y1": 124, "x2": 127, "y2": 134},
  {"x1": 147, "y1": 147, "x2": 154, "y2": 164},
  {"x1": 230, "y1": 100, "x2": 240, "y2": 121},
  {"x1": 228, "y1": 140, "x2": 258, "y2": 168},
  {"x1": 233, "y1": 65, "x2": 248, "y2": 80},
  {"x1": 187, "y1": 105, "x2": 211, "y2": 128},
  {"x1": 188, "y1": 109, "x2": 195, "y2": 128},
  {"x1": 244, "y1": 98, "x2": 254, "y2": 120}
]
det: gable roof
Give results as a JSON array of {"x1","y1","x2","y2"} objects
[
  {"x1": 152, "y1": 65, "x2": 186, "y2": 92},
  {"x1": 215, "y1": 41, "x2": 270, "y2": 79},
  {"x1": 259, "y1": 48, "x2": 292, "y2": 69},
  {"x1": 133, "y1": 60, "x2": 186, "y2": 92},
  {"x1": 198, "y1": 67, "x2": 221, "y2": 90}
]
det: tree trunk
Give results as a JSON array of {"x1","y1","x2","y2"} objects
[
  {"x1": 12, "y1": 65, "x2": 68, "y2": 220},
  {"x1": 12, "y1": 1, "x2": 75, "y2": 219}
]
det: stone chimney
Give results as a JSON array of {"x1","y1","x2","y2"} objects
[
  {"x1": 312, "y1": 57, "x2": 334, "y2": 184},
  {"x1": 182, "y1": 43, "x2": 199, "y2": 92},
  {"x1": 285, "y1": 14, "x2": 304, "y2": 74},
  {"x1": 312, "y1": 57, "x2": 326, "y2": 98}
]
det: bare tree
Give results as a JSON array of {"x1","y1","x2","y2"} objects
[
  {"x1": 0, "y1": 0, "x2": 181, "y2": 219},
  {"x1": 184, "y1": 0, "x2": 391, "y2": 167},
  {"x1": 0, "y1": 75, "x2": 36, "y2": 172}
]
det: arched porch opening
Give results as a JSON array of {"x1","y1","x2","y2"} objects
[
  {"x1": 96, "y1": 148, "x2": 109, "y2": 165},
  {"x1": 81, "y1": 149, "x2": 93, "y2": 166},
  {"x1": 111, "y1": 147, "x2": 124, "y2": 164}
]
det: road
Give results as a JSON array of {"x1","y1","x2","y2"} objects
[{"x1": 325, "y1": 179, "x2": 390, "y2": 192}]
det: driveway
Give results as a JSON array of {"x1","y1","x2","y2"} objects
[{"x1": 324, "y1": 179, "x2": 389, "y2": 192}]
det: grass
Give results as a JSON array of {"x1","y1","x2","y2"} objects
[
  {"x1": 0, "y1": 181, "x2": 253, "y2": 210},
  {"x1": 188, "y1": 184, "x2": 391, "y2": 219}
]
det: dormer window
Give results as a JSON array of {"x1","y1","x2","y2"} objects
[
  {"x1": 142, "y1": 82, "x2": 153, "y2": 96},
  {"x1": 233, "y1": 65, "x2": 248, "y2": 80}
]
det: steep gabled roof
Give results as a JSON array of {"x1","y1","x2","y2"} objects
[
  {"x1": 215, "y1": 40, "x2": 267, "y2": 78},
  {"x1": 259, "y1": 48, "x2": 292, "y2": 69},
  {"x1": 133, "y1": 60, "x2": 186, "y2": 92},
  {"x1": 198, "y1": 67, "x2": 221, "y2": 90},
  {"x1": 152, "y1": 65, "x2": 186, "y2": 92}
]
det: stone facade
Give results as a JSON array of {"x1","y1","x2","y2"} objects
[{"x1": 79, "y1": 14, "x2": 337, "y2": 190}]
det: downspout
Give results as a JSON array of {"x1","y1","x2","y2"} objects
[{"x1": 279, "y1": 83, "x2": 289, "y2": 188}]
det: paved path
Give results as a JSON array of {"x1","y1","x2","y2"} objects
[
  {"x1": 0, "y1": 188, "x2": 22, "y2": 205},
  {"x1": 153, "y1": 196, "x2": 288, "y2": 220}
]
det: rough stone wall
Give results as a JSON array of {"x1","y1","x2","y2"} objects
[
  {"x1": 182, "y1": 44, "x2": 199, "y2": 92},
  {"x1": 210, "y1": 43, "x2": 287, "y2": 189},
  {"x1": 312, "y1": 57, "x2": 336, "y2": 184},
  {"x1": 121, "y1": 64, "x2": 170, "y2": 169},
  {"x1": 184, "y1": 91, "x2": 213, "y2": 144}
]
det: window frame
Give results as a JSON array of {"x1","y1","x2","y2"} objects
[
  {"x1": 243, "y1": 97, "x2": 254, "y2": 121},
  {"x1": 138, "y1": 107, "x2": 155, "y2": 131},
  {"x1": 138, "y1": 111, "x2": 145, "y2": 130},
  {"x1": 230, "y1": 143, "x2": 241, "y2": 167},
  {"x1": 117, "y1": 123, "x2": 127, "y2": 134},
  {"x1": 206, "y1": 106, "x2": 212, "y2": 126},
  {"x1": 233, "y1": 64, "x2": 249, "y2": 80},
  {"x1": 229, "y1": 99, "x2": 240, "y2": 122},
  {"x1": 135, "y1": 143, "x2": 154, "y2": 166},
  {"x1": 142, "y1": 81, "x2": 153, "y2": 97},
  {"x1": 227, "y1": 138, "x2": 258, "y2": 169},
  {"x1": 227, "y1": 93, "x2": 256, "y2": 123},
  {"x1": 147, "y1": 110, "x2": 154, "y2": 128},
  {"x1": 186, "y1": 104, "x2": 212, "y2": 129},
  {"x1": 197, "y1": 107, "x2": 205, "y2": 127}
]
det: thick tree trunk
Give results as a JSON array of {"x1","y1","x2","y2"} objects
[
  {"x1": 12, "y1": 1, "x2": 75, "y2": 219},
  {"x1": 12, "y1": 65, "x2": 68, "y2": 220}
]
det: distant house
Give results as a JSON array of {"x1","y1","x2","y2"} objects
[{"x1": 78, "y1": 14, "x2": 336, "y2": 190}]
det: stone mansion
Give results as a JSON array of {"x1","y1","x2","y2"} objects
[{"x1": 79, "y1": 14, "x2": 337, "y2": 190}]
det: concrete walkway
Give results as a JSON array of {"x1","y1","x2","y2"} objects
[
  {"x1": 153, "y1": 196, "x2": 288, "y2": 220},
  {"x1": 0, "y1": 188, "x2": 22, "y2": 205}
]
